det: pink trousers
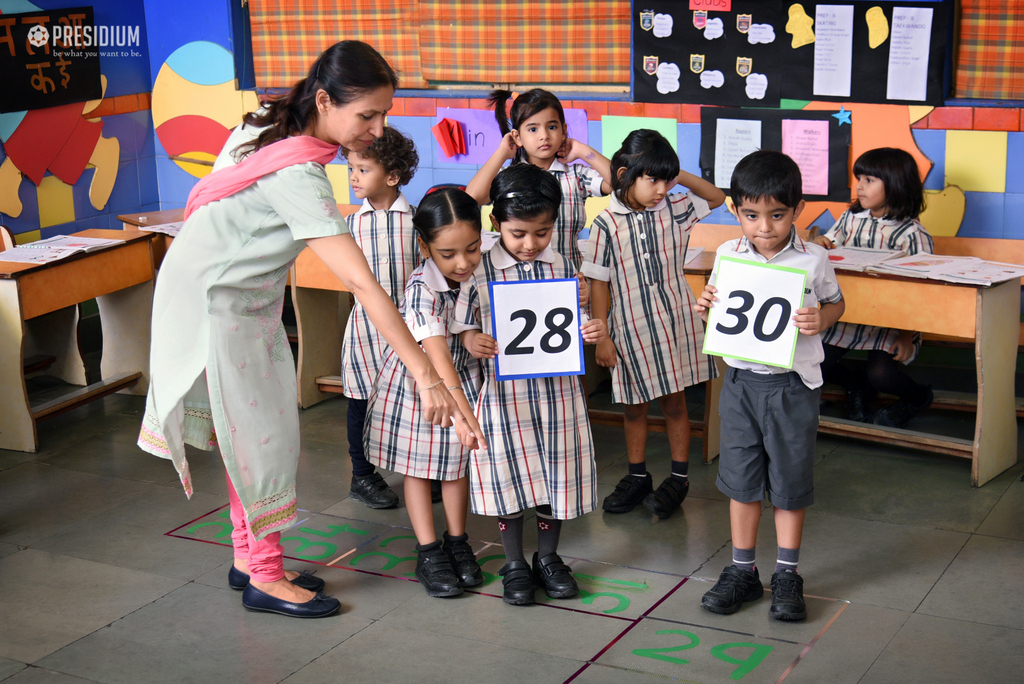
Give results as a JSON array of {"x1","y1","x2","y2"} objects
[{"x1": 226, "y1": 472, "x2": 285, "y2": 582}]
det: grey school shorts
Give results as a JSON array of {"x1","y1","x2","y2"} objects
[{"x1": 715, "y1": 368, "x2": 819, "y2": 510}]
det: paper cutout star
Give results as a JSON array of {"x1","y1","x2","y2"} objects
[{"x1": 832, "y1": 106, "x2": 852, "y2": 126}]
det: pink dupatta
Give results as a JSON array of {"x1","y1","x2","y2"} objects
[{"x1": 184, "y1": 135, "x2": 340, "y2": 220}]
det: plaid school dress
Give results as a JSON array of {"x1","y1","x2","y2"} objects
[
  {"x1": 543, "y1": 159, "x2": 605, "y2": 266},
  {"x1": 451, "y1": 242, "x2": 597, "y2": 520},
  {"x1": 581, "y1": 192, "x2": 718, "y2": 405},
  {"x1": 364, "y1": 259, "x2": 482, "y2": 480},
  {"x1": 341, "y1": 193, "x2": 420, "y2": 399},
  {"x1": 820, "y1": 209, "x2": 934, "y2": 364}
]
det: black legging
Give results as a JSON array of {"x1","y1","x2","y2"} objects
[{"x1": 822, "y1": 344, "x2": 929, "y2": 404}]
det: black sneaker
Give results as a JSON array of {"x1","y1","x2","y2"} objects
[
  {"x1": 532, "y1": 551, "x2": 578, "y2": 599},
  {"x1": 415, "y1": 544, "x2": 463, "y2": 598},
  {"x1": 349, "y1": 472, "x2": 399, "y2": 509},
  {"x1": 498, "y1": 560, "x2": 536, "y2": 605},
  {"x1": 701, "y1": 565, "x2": 764, "y2": 615},
  {"x1": 769, "y1": 568, "x2": 807, "y2": 621},
  {"x1": 872, "y1": 386, "x2": 933, "y2": 429},
  {"x1": 442, "y1": 532, "x2": 483, "y2": 587},
  {"x1": 602, "y1": 473, "x2": 653, "y2": 513},
  {"x1": 643, "y1": 476, "x2": 689, "y2": 519},
  {"x1": 431, "y1": 480, "x2": 443, "y2": 503},
  {"x1": 842, "y1": 387, "x2": 873, "y2": 422}
]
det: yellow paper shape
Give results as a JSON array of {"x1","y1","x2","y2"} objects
[
  {"x1": 171, "y1": 151, "x2": 216, "y2": 179},
  {"x1": 786, "y1": 5, "x2": 816, "y2": 48},
  {"x1": 945, "y1": 130, "x2": 1007, "y2": 193},
  {"x1": 920, "y1": 185, "x2": 966, "y2": 237},
  {"x1": 0, "y1": 158, "x2": 24, "y2": 217},
  {"x1": 324, "y1": 163, "x2": 350, "y2": 205},
  {"x1": 87, "y1": 134, "x2": 120, "y2": 209},
  {"x1": 865, "y1": 7, "x2": 889, "y2": 48},
  {"x1": 82, "y1": 74, "x2": 108, "y2": 117},
  {"x1": 908, "y1": 106, "x2": 933, "y2": 124},
  {"x1": 585, "y1": 195, "x2": 611, "y2": 227},
  {"x1": 37, "y1": 175, "x2": 76, "y2": 229}
]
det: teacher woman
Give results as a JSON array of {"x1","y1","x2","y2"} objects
[{"x1": 138, "y1": 41, "x2": 480, "y2": 618}]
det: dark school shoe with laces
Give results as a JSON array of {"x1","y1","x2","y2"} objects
[
  {"x1": 228, "y1": 565, "x2": 326, "y2": 592},
  {"x1": 700, "y1": 565, "x2": 764, "y2": 615},
  {"x1": 643, "y1": 476, "x2": 689, "y2": 519},
  {"x1": 842, "y1": 387, "x2": 873, "y2": 422},
  {"x1": 498, "y1": 560, "x2": 536, "y2": 605},
  {"x1": 602, "y1": 473, "x2": 653, "y2": 513},
  {"x1": 532, "y1": 552, "x2": 578, "y2": 599},
  {"x1": 872, "y1": 386, "x2": 934, "y2": 429},
  {"x1": 241, "y1": 584, "x2": 340, "y2": 618},
  {"x1": 349, "y1": 471, "x2": 399, "y2": 509},
  {"x1": 415, "y1": 545, "x2": 464, "y2": 598},
  {"x1": 769, "y1": 568, "x2": 807, "y2": 621},
  {"x1": 442, "y1": 532, "x2": 483, "y2": 587}
]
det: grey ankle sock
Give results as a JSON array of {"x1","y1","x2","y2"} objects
[
  {"x1": 498, "y1": 513, "x2": 525, "y2": 563},
  {"x1": 536, "y1": 507, "x2": 562, "y2": 558},
  {"x1": 733, "y1": 545, "x2": 756, "y2": 573},
  {"x1": 776, "y1": 546, "x2": 799, "y2": 573}
]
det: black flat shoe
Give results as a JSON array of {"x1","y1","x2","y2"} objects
[
  {"x1": 228, "y1": 565, "x2": 326, "y2": 592},
  {"x1": 602, "y1": 473, "x2": 653, "y2": 513},
  {"x1": 643, "y1": 476, "x2": 689, "y2": 519},
  {"x1": 415, "y1": 545, "x2": 463, "y2": 598},
  {"x1": 842, "y1": 387, "x2": 873, "y2": 422},
  {"x1": 442, "y1": 532, "x2": 483, "y2": 588},
  {"x1": 350, "y1": 472, "x2": 399, "y2": 509},
  {"x1": 532, "y1": 552, "x2": 578, "y2": 599},
  {"x1": 499, "y1": 560, "x2": 536, "y2": 605},
  {"x1": 241, "y1": 584, "x2": 340, "y2": 618}
]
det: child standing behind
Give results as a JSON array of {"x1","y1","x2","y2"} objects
[
  {"x1": 453, "y1": 164, "x2": 608, "y2": 606},
  {"x1": 364, "y1": 188, "x2": 488, "y2": 597},
  {"x1": 341, "y1": 127, "x2": 422, "y2": 509},
  {"x1": 695, "y1": 150, "x2": 845, "y2": 622},
  {"x1": 813, "y1": 147, "x2": 934, "y2": 427},
  {"x1": 465, "y1": 89, "x2": 612, "y2": 265},
  {"x1": 583, "y1": 129, "x2": 726, "y2": 520}
]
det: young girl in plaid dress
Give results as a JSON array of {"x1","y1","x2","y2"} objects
[
  {"x1": 813, "y1": 147, "x2": 934, "y2": 427},
  {"x1": 581, "y1": 129, "x2": 725, "y2": 520},
  {"x1": 466, "y1": 89, "x2": 612, "y2": 266},
  {"x1": 453, "y1": 164, "x2": 608, "y2": 606},
  {"x1": 340, "y1": 127, "x2": 423, "y2": 509},
  {"x1": 364, "y1": 188, "x2": 488, "y2": 597}
]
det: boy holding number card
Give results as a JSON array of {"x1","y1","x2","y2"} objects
[{"x1": 694, "y1": 150, "x2": 845, "y2": 621}]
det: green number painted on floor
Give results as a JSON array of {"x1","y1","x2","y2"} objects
[
  {"x1": 379, "y1": 535, "x2": 418, "y2": 547},
  {"x1": 574, "y1": 574, "x2": 648, "y2": 591},
  {"x1": 186, "y1": 521, "x2": 232, "y2": 539},
  {"x1": 279, "y1": 536, "x2": 337, "y2": 560},
  {"x1": 578, "y1": 589, "x2": 631, "y2": 613},
  {"x1": 709, "y1": 642, "x2": 774, "y2": 680},
  {"x1": 632, "y1": 629, "x2": 700, "y2": 664},
  {"x1": 349, "y1": 551, "x2": 416, "y2": 571},
  {"x1": 476, "y1": 554, "x2": 507, "y2": 586},
  {"x1": 298, "y1": 524, "x2": 369, "y2": 538}
]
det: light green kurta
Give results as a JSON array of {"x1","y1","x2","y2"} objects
[{"x1": 138, "y1": 136, "x2": 347, "y2": 539}]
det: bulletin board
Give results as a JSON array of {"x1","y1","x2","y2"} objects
[
  {"x1": 699, "y1": 107, "x2": 852, "y2": 201},
  {"x1": 632, "y1": 1, "x2": 949, "y2": 107}
]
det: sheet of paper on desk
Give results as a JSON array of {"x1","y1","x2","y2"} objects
[
  {"x1": 826, "y1": 246, "x2": 902, "y2": 271},
  {"x1": 684, "y1": 246, "x2": 705, "y2": 265},
  {"x1": 25, "y1": 235, "x2": 125, "y2": 252},
  {"x1": 0, "y1": 246, "x2": 80, "y2": 264},
  {"x1": 937, "y1": 261, "x2": 1024, "y2": 286},
  {"x1": 139, "y1": 221, "x2": 183, "y2": 237},
  {"x1": 869, "y1": 253, "x2": 978, "y2": 278}
]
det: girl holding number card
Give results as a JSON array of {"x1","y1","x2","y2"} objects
[
  {"x1": 453, "y1": 164, "x2": 607, "y2": 606},
  {"x1": 581, "y1": 129, "x2": 726, "y2": 520}
]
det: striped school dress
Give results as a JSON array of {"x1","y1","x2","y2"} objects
[
  {"x1": 542, "y1": 159, "x2": 605, "y2": 266},
  {"x1": 451, "y1": 242, "x2": 597, "y2": 520},
  {"x1": 364, "y1": 259, "x2": 482, "y2": 480},
  {"x1": 581, "y1": 192, "x2": 718, "y2": 405},
  {"x1": 820, "y1": 209, "x2": 934, "y2": 364},
  {"x1": 340, "y1": 193, "x2": 420, "y2": 399}
]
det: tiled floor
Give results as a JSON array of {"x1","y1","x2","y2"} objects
[{"x1": 2, "y1": 389, "x2": 1023, "y2": 684}]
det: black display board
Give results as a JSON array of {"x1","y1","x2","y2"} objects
[
  {"x1": 699, "y1": 107, "x2": 853, "y2": 202},
  {"x1": 632, "y1": 1, "x2": 948, "y2": 107},
  {"x1": 0, "y1": 7, "x2": 103, "y2": 113}
]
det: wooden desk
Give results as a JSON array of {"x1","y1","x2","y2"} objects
[
  {"x1": 0, "y1": 229, "x2": 156, "y2": 452},
  {"x1": 117, "y1": 209, "x2": 184, "y2": 268}
]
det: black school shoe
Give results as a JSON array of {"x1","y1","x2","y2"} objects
[
  {"x1": 241, "y1": 585, "x2": 340, "y2": 618},
  {"x1": 843, "y1": 387, "x2": 873, "y2": 422},
  {"x1": 430, "y1": 479, "x2": 443, "y2": 503},
  {"x1": 769, "y1": 568, "x2": 807, "y2": 621},
  {"x1": 228, "y1": 565, "x2": 326, "y2": 592},
  {"x1": 415, "y1": 545, "x2": 463, "y2": 598},
  {"x1": 498, "y1": 560, "x2": 536, "y2": 605},
  {"x1": 602, "y1": 473, "x2": 653, "y2": 513},
  {"x1": 701, "y1": 565, "x2": 764, "y2": 615},
  {"x1": 532, "y1": 552, "x2": 578, "y2": 599},
  {"x1": 643, "y1": 476, "x2": 689, "y2": 519},
  {"x1": 442, "y1": 532, "x2": 483, "y2": 587},
  {"x1": 872, "y1": 386, "x2": 934, "y2": 429},
  {"x1": 349, "y1": 471, "x2": 399, "y2": 509}
]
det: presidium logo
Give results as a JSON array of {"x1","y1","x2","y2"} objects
[{"x1": 23, "y1": 21, "x2": 141, "y2": 58}]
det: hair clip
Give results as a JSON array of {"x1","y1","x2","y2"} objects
[{"x1": 498, "y1": 191, "x2": 524, "y2": 200}]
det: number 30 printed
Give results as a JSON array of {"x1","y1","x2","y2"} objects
[{"x1": 714, "y1": 290, "x2": 792, "y2": 342}]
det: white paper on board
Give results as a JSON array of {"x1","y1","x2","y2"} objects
[
  {"x1": 886, "y1": 7, "x2": 933, "y2": 101},
  {"x1": 704, "y1": 17, "x2": 724, "y2": 40},
  {"x1": 656, "y1": 61, "x2": 681, "y2": 94},
  {"x1": 491, "y1": 279, "x2": 584, "y2": 380},
  {"x1": 653, "y1": 13, "x2": 673, "y2": 38},
  {"x1": 813, "y1": 5, "x2": 854, "y2": 98},
  {"x1": 745, "y1": 73, "x2": 768, "y2": 100},
  {"x1": 714, "y1": 119, "x2": 762, "y2": 188},
  {"x1": 748, "y1": 24, "x2": 776, "y2": 44},
  {"x1": 701, "y1": 70, "x2": 725, "y2": 89}
]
